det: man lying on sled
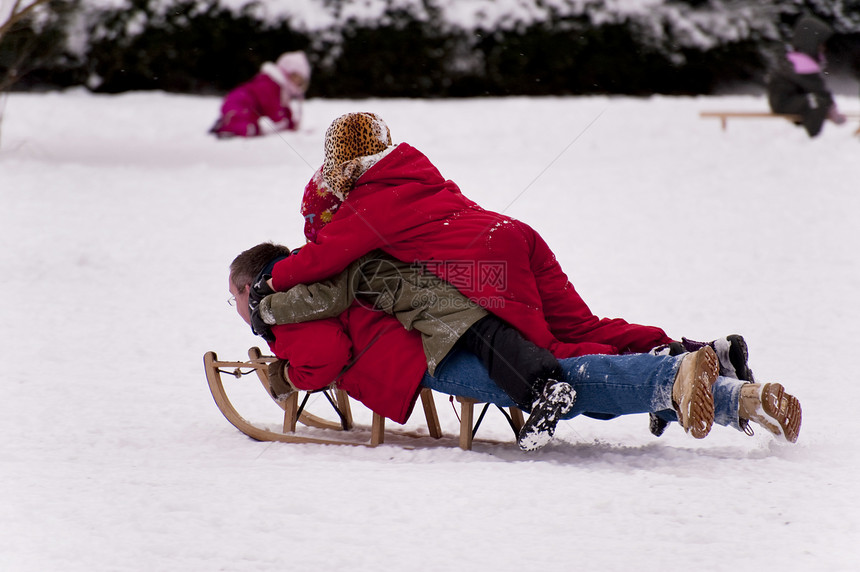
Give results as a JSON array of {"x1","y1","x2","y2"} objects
[{"x1": 227, "y1": 243, "x2": 802, "y2": 450}]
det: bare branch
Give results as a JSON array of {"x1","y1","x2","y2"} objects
[
  {"x1": 0, "y1": 0, "x2": 51, "y2": 40},
  {"x1": 1, "y1": 0, "x2": 54, "y2": 148}
]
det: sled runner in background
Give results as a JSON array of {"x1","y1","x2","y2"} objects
[{"x1": 204, "y1": 347, "x2": 525, "y2": 450}]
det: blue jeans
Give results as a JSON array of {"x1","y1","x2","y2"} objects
[{"x1": 421, "y1": 349, "x2": 745, "y2": 431}]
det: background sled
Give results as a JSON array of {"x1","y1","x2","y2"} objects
[
  {"x1": 700, "y1": 111, "x2": 800, "y2": 131},
  {"x1": 204, "y1": 347, "x2": 524, "y2": 450},
  {"x1": 700, "y1": 110, "x2": 860, "y2": 131}
]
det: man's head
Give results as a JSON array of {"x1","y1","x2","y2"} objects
[
  {"x1": 229, "y1": 242, "x2": 292, "y2": 325},
  {"x1": 323, "y1": 112, "x2": 392, "y2": 198}
]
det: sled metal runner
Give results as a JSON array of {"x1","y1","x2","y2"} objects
[{"x1": 204, "y1": 347, "x2": 525, "y2": 450}]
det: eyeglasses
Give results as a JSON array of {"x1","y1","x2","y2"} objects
[{"x1": 227, "y1": 295, "x2": 236, "y2": 307}]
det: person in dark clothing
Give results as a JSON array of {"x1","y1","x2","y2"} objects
[{"x1": 767, "y1": 14, "x2": 846, "y2": 137}]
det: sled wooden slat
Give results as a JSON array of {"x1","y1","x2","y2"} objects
[
  {"x1": 282, "y1": 392, "x2": 298, "y2": 433},
  {"x1": 335, "y1": 390, "x2": 354, "y2": 430},
  {"x1": 699, "y1": 111, "x2": 800, "y2": 131},
  {"x1": 420, "y1": 388, "x2": 443, "y2": 439},
  {"x1": 456, "y1": 397, "x2": 524, "y2": 451},
  {"x1": 510, "y1": 408, "x2": 525, "y2": 433},
  {"x1": 458, "y1": 398, "x2": 475, "y2": 450},
  {"x1": 371, "y1": 413, "x2": 385, "y2": 446}
]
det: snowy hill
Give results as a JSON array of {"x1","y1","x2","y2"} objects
[{"x1": 1, "y1": 91, "x2": 859, "y2": 571}]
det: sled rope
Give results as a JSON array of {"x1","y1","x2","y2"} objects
[
  {"x1": 294, "y1": 388, "x2": 352, "y2": 431},
  {"x1": 218, "y1": 367, "x2": 257, "y2": 378}
]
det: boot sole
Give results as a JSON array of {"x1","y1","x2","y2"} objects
[
  {"x1": 759, "y1": 383, "x2": 802, "y2": 443},
  {"x1": 518, "y1": 383, "x2": 576, "y2": 451},
  {"x1": 676, "y1": 347, "x2": 718, "y2": 439}
]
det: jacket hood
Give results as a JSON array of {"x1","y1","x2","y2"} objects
[
  {"x1": 792, "y1": 15, "x2": 833, "y2": 57},
  {"x1": 353, "y1": 143, "x2": 448, "y2": 192},
  {"x1": 322, "y1": 112, "x2": 393, "y2": 200}
]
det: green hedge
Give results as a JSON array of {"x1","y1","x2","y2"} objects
[
  {"x1": 1, "y1": 0, "x2": 853, "y2": 96},
  {"x1": 83, "y1": 0, "x2": 309, "y2": 93}
]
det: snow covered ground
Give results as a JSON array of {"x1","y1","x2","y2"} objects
[{"x1": 2, "y1": 90, "x2": 859, "y2": 571}]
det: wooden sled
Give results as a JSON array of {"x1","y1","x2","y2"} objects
[
  {"x1": 699, "y1": 111, "x2": 801, "y2": 131},
  {"x1": 701, "y1": 110, "x2": 860, "y2": 132},
  {"x1": 204, "y1": 347, "x2": 525, "y2": 450}
]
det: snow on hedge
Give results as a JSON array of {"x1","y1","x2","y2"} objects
[{"x1": 80, "y1": 0, "x2": 788, "y2": 52}]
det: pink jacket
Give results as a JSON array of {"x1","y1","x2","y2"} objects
[{"x1": 213, "y1": 64, "x2": 302, "y2": 137}]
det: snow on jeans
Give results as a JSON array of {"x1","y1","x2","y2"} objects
[{"x1": 421, "y1": 350, "x2": 745, "y2": 430}]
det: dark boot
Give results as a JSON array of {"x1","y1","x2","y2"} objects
[
  {"x1": 681, "y1": 335, "x2": 754, "y2": 381},
  {"x1": 517, "y1": 379, "x2": 576, "y2": 451}
]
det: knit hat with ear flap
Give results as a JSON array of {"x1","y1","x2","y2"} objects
[
  {"x1": 276, "y1": 51, "x2": 311, "y2": 82},
  {"x1": 323, "y1": 112, "x2": 393, "y2": 199}
]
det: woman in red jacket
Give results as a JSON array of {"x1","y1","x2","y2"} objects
[
  {"x1": 272, "y1": 112, "x2": 672, "y2": 360},
  {"x1": 297, "y1": 161, "x2": 750, "y2": 385},
  {"x1": 277, "y1": 113, "x2": 757, "y2": 437}
]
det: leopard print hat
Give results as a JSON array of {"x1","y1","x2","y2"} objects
[{"x1": 323, "y1": 112, "x2": 393, "y2": 199}]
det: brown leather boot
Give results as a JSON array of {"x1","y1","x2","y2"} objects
[
  {"x1": 265, "y1": 359, "x2": 296, "y2": 402},
  {"x1": 672, "y1": 346, "x2": 718, "y2": 439},
  {"x1": 739, "y1": 383, "x2": 802, "y2": 443}
]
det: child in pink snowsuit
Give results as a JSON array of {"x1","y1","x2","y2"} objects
[{"x1": 210, "y1": 51, "x2": 310, "y2": 138}]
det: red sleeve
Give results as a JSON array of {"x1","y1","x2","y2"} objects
[
  {"x1": 270, "y1": 200, "x2": 384, "y2": 291},
  {"x1": 266, "y1": 320, "x2": 351, "y2": 391}
]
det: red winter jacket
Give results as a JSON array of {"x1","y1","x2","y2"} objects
[
  {"x1": 273, "y1": 143, "x2": 671, "y2": 358},
  {"x1": 267, "y1": 303, "x2": 427, "y2": 424}
]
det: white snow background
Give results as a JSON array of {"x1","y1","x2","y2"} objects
[{"x1": 1, "y1": 91, "x2": 859, "y2": 571}]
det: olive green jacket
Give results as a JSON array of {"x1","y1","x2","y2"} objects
[{"x1": 259, "y1": 251, "x2": 487, "y2": 373}]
